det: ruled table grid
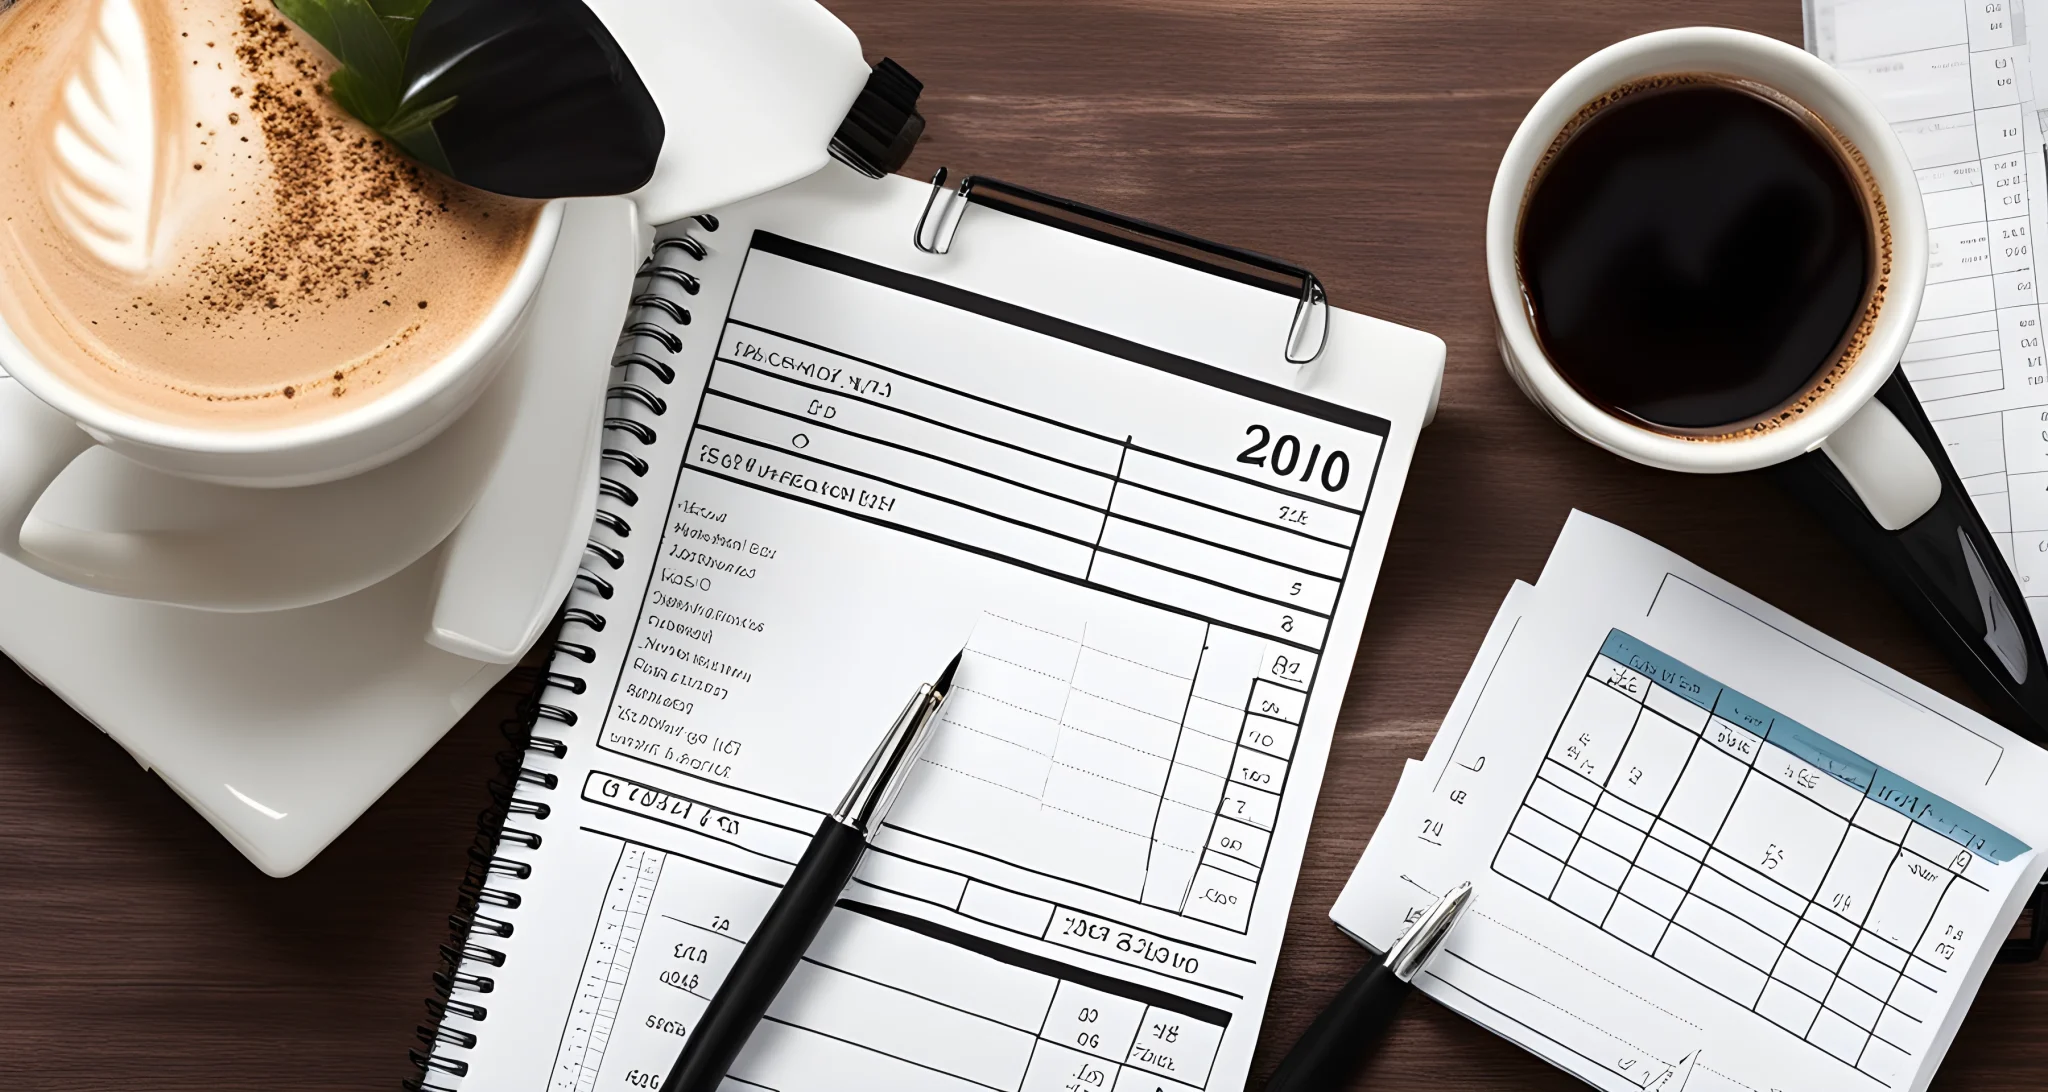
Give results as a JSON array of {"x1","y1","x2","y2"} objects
[
  {"x1": 650, "y1": 239, "x2": 1388, "y2": 936},
  {"x1": 1489, "y1": 630, "x2": 2028, "y2": 1086},
  {"x1": 683, "y1": 316, "x2": 1377, "y2": 656},
  {"x1": 554, "y1": 834, "x2": 1227, "y2": 1092}
]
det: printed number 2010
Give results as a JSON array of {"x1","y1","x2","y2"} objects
[{"x1": 1239, "y1": 425, "x2": 1350, "y2": 492}]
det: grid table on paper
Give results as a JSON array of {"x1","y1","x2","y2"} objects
[
  {"x1": 659, "y1": 234, "x2": 1379, "y2": 935},
  {"x1": 914, "y1": 612, "x2": 1311, "y2": 935},
  {"x1": 1810, "y1": 0, "x2": 2048, "y2": 630},
  {"x1": 554, "y1": 837, "x2": 1228, "y2": 1092},
  {"x1": 1490, "y1": 631, "x2": 2028, "y2": 1086}
]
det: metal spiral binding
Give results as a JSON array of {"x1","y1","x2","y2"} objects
[{"x1": 405, "y1": 213, "x2": 717, "y2": 1092}]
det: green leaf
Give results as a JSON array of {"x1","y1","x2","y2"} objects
[
  {"x1": 366, "y1": 0, "x2": 431, "y2": 54},
  {"x1": 326, "y1": 65, "x2": 381, "y2": 127},
  {"x1": 273, "y1": 0, "x2": 462, "y2": 181},
  {"x1": 325, "y1": 0, "x2": 404, "y2": 123},
  {"x1": 387, "y1": 122, "x2": 453, "y2": 175},
  {"x1": 271, "y1": 0, "x2": 345, "y2": 60},
  {"x1": 385, "y1": 94, "x2": 457, "y2": 135}
]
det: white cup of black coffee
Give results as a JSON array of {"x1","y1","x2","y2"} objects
[
  {"x1": 1489, "y1": 27, "x2": 1939, "y2": 529},
  {"x1": 1490, "y1": 28, "x2": 2048, "y2": 734}
]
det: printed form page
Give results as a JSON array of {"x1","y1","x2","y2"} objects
[
  {"x1": 1808, "y1": 0, "x2": 2048, "y2": 632},
  {"x1": 437, "y1": 172, "x2": 1443, "y2": 1092},
  {"x1": 1334, "y1": 513, "x2": 2048, "y2": 1092}
]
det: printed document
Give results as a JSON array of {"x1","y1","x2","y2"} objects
[
  {"x1": 424, "y1": 169, "x2": 1445, "y2": 1092},
  {"x1": 1335, "y1": 512, "x2": 2048, "y2": 1092},
  {"x1": 1809, "y1": 0, "x2": 2048, "y2": 637}
]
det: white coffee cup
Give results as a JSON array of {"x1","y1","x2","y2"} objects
[
  {"x1": 0, "y1": 200, "x2": 570, "y2": 612},
  {"x1": 0, "y1": 0, "x2": 873, "y2": 613},
  {"x1": 1488, "y1": 27, "x2": 1938, "y2": 529},
  {"x1": 1, "y1": 203, "x2": 569, "y2": 492}
]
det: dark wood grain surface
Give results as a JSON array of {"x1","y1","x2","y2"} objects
[{"x1": 5, "y1": 1, "x2": 2045, "y2": 1088}]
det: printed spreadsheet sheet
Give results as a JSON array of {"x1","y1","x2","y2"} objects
[
  {"x1": 421, "y1": 168, "x2": 1442, "y2": 1092},
  {"x1": 540, "y1": 228, "x2": 1392, "y2": 1091},
  {"x1": 1498, "y1": 631, "x2": 2022, "y2": 1084},
  {"x1": 545, "y1": 232, "x2": 1388, "y2": 1092},
  {"x1": 1332, "y1": 513, "x2": 2048, "y2": 1092},
  {"x1": 1810, "y1": 0, "x2": 2048, "y2": 635}
]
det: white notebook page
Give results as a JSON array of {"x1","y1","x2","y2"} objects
[{"x1": 424, "y1": 168, "x2": 1443, "y2": 1092}]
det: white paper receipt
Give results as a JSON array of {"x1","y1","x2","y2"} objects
[{"x1": 1335, "y1": 512, "x2": 2048, "y2": 1092}]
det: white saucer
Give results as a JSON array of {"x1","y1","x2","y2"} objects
[{"x1": 0, "y1": 197, "x2": 640, "y2": 875}]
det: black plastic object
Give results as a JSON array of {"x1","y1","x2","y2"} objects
[
  {"x1": 1263, "y1": 958, "x2": 1410, "y2": 1092},
  {"x1": 1774, "y1": 369, "x2": 2048, "y2": 742},
  {"x1": 403, "y1": 0, "x2": 663, "y2": 198},
  {"x1": 830, "y1": 59, "x2": 926, "y2": 178},
  {"x1": 660, "y1": 817, "x2": 867, "y2": 1092},
  {"x1": 1999, "y1": 877, "x2": 2048, "y2": 963}
]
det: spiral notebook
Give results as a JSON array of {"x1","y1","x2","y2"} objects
[{"x1": 407, "y1": 165, "x2": 1445, "y2": 1092}]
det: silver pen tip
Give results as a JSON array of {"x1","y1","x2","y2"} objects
[
  {"x1": 933, "y1": 650, "x2": 963, "y2": 695},
  {"x1": 833, "y1": 652, "x2": 964, "y2": 832},
  {"x1": 1385, "y1": 880, "x2": 1473, "y2": 982}
]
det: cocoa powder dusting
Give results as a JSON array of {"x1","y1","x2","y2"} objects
[
  {"x1": 187, "y1": 5, "x2": 461, "y2": 327},
  {"x1": 0, "y1": 0, "x2": 538, "y2": 425}
]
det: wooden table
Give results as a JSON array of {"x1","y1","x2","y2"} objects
[{"x1": 6, "y1": 1, "x2": 2048, "y2": 1088}]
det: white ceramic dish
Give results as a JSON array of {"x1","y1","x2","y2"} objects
[
  {"x1": 0, "y1": 197, "x2": 638, "y2": 875},
  {"x1": 0, "y1": 0, "x2": 870, "y2": 614},
  {"x1": 0, "y1": 0, "x2": 879, "y2": 874}
]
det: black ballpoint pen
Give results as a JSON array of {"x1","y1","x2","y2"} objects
[
  {"x1": 660, "y1": 651, "x2": 962, "y2": 1092},
  {"x1": 1264, "y1": 881, "x2": 1473, "y2": 1092}
]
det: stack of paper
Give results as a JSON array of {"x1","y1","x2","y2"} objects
[
  {"x1": 1334, "y1": 512, "x2": 2048, "y2": 1092},
  {"x1": 1808, "y1": 0, "x2": 2048, "y2": 634}
]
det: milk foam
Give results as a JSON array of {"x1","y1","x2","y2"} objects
[
  {"x1": 0, "y1": 0, "x2": 539, "y2": 429},
  {"x1": 45, "y1": 0, "x2": 161, "y2": 273}
]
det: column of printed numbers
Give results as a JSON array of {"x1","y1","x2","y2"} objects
[
  {"x1": 1022, "y1": 981, "x2": 1148, "y2": 1092},
  {"x1": 1600, "y1": 681, "x2": 1715, "y2": 955},
  {"x1": 1714, "y1": 736, "x2": 1867, "y2": 1037},
  {"x1": 1766, "y1": 787, "x2": 1902, "y2": 1052},
  {"x1": 1144, "y1": 628, "x2": 1250, "y2": 917},
  {"x1": 1814, "y1": 819, "x2": 1963, "y2": 1070},
  {"x1": 1545, "y1": 656, "x2": 1655, "y2": 925},
  {"x1": 1493, "y1": 655, "x2": 1646, "y2": 913},
  {"x1": 1635, "y1": 698, "x2": 1769, "y2": 1004}
]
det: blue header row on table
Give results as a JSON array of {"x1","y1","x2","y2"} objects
[{"x1": 1597, "y1": 630, "x2": 2029, "y2": 864}]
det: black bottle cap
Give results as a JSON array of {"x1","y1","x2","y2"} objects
[{"x1": 830, "y1": 59, "x2": 926, "y2": 179}]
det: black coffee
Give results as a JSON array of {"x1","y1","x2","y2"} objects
[{"x1": 1517, "y1": 78, "x2": 1875, "y2": 432}]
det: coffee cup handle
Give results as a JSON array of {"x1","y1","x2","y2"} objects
[
  {"x1": 0, "y1": 377, "x2": 349, "y2": 609},
  {"x1": 0, "y1": 376, "x2": 96, "y2": 574},
  {"x1": 1, "y1": 369, "x2": 497, "y2": 616},
  {"x1": 1778, "y1": 370, "x2": 2048, "y2": 737}
]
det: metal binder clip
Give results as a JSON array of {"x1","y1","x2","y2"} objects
[
  {"x1": 912, "y1": 169, "x2": 972, "y2": 256},
  {"x1": 912, "y1": 168, "x2": 1331, "y2": 367}
]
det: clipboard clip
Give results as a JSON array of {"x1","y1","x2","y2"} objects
[{"x1": 913, "y1": 168, "x2": 1330, "y2": 367}]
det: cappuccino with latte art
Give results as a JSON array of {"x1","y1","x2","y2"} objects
[{"x1": 0, "y1": 0, "x2": 540, "y2": 428}]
